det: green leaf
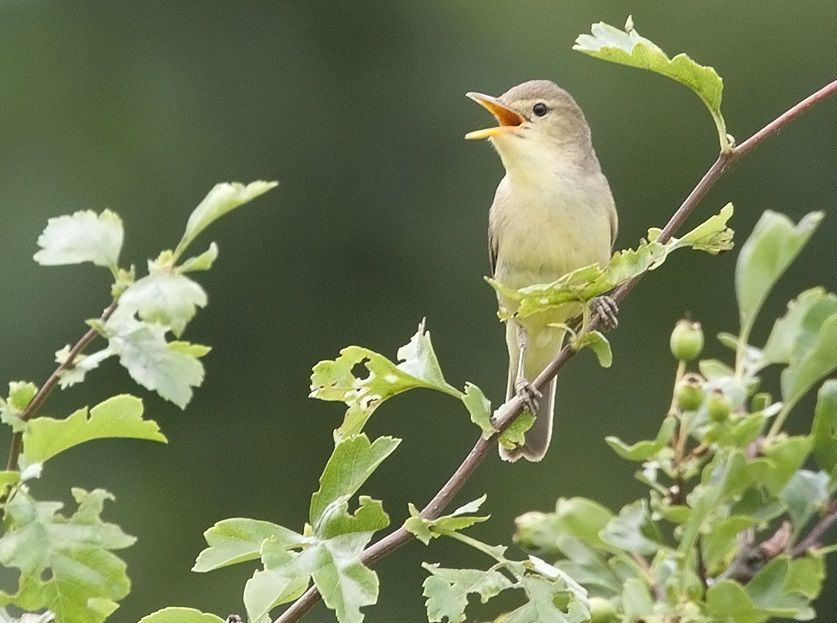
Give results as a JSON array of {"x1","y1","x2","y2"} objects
[
  {"x1": 747, "y1": 556, "x2": 813, "y2": 617},
  {"x1": 270, "y1": 497, "x2": 388, "y2": 623},
  {"x1": 498, "y1": 411, "x2": 535, "y2": 450},
  {"x1": 504, "y1": 575, "x2": 590, "y2": 623},
  {"x1": 106, "y1": 313, "x2": 209, "y2": 409},
  {"x1": 1, "y1": 382, "x2": 39, "y2": 432},
  {"x1": 192, "y1": 518, "x2": 305, "y2": 573},
  {"x1": 33, "y1": 210, "x2": 123, "y2": 271},
  {"x1": 601, "y1": 501, "x2": 662, "y2": 556},
  {"x1": 490, "y1": 205, "x2": 733, "y2": 319},
  {"x1": 243, "y1": 540, "x2": 310, "y2": 623},
  {"x1": 0, "y1": 471, "x2": 20, "y2": 497},
  {"x1": 53, "y1": 346, "x2": 113, "y2": 389},
  {"x1": 309, "y1": 434, "x2": 400, "y2": 525},
  {"x1": 761, "y1": 288, "x2": 837, "y2": 368},
  {"x1": 0, "y1": 489, "x2": 134, "y2": 623},
  {"x1": 785, "y1": 555, "x2": 825, "y2": 600},
  {"x1": 21, "y1": 395, "x2": 165, "y2": 465},
  {"x1": 462, "y1": 383, "x2": 494, "y2": 438},
  {"x1": 605, "y1": 416, "x2": 676, "y2": 462},
  {"x1": 781, "y1": 470, "x2": 829, "y2": 530},
  {"x1": 811, "y1": 380, "x2": 837, "y2": 473},
  {"x1": 311, "y1": 323, "x2": 460, "y2": 438},
  {"x1": 780, "y1": 313, "x2": 837, "y2": 410},
  {"x1": 0, "y1": 609, "x2": 56, "y2": 623},
  {"x1": 735, "y1": 211, "x2": 823, "y2": 336},
  {"x1": 701, "y1": 515, "x2": 756, "y2": 574},
  {"x1": 179, "y1": 242, "x2": 219, "y2": 273},
  {"x1": 621, "y1": 576, "x2": 653, "y2": 622},
  {"x1": 706, "y1": 580, "x2": 767, "y2": 623},
  {"x1": 137, "y1": 608, "x2": 225, "y2": 623},
  {"x1": 749, "y1": 436, "x2": 812, "y2": 496},
  {"x1": 574, "y1": 18, "x2": 728, "y2": 151},
  {"x1": 421, "y1": 564, "x2": 513, "y2": 623},
  {"x1": 175, "y1": 181, "x2": 277, "y2": 261},
  {"x1": 573, "y1": 331, "x2": 612, "y2": 368},
  {"x1": 119, "y1": 270, "x2": 208, "y2": 338},
  {"x1": 405, "y1": 495, "x2": 489, "y2": 545}
]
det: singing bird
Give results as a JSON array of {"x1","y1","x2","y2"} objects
[{"x1": 466, "y1": 80, "x2": 618, "y2": 462}]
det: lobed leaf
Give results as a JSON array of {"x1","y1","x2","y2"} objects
[
  {"x1": 33, "y1": 210, "x2": 123, "y2": 271},
  {"x1": 21, "y1": 395, "x2": 165, "y2": 466},
  {"x1": 106, "y1": 313, "x2": 209, "y2": 409},
  {"x1": 574, "y1": 18, "x2": 728, "y2": 150},
  {"x1": 193, "y1": 518, "x2": 305, "y2": 573},
  {"x1": 405, "y1": 495, "x2": 489, "y2": 545},
  {"x1": 491, "y1": 205, "x2": 733, "y2": 319},
  {"x1": 119, "y1": 270, "x2": 208, "y2": 338},
  {"x1": 269, "y1": 496, "x2": 388, "y2": 623},
  {"x1": 309, "y1": 434, "x2": 400, "y2": 525},
  {"x1": 310, "y1": 323, "x2": 460, "y2": 438},
  {"x1": 1, "y1": 382, "x2": 39, "y2": 433},
  {"x1": 0, "y1": 489, "x2": 134, "y2": 623},
  {"x1": 422, "y1": 564, "x2": 512, "y2": 623},
  {"x1": 243, "y1": 541, "x2": 309, "y2": 623}
]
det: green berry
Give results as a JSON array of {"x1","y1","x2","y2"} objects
[
  {"x1": 589, "y1": 597, "x2": 618, "y2": 623},
  {"x1": 707, "y1": 389, "x2": 731, "y2": 422},
  {"x1": 676, "y1": 373, "x2": 704, "y2": 411},
  {"x1": 670, "y1": 319, "x2": 704, "y2": 362}
]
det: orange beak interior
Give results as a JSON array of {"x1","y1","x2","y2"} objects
[{"x1": 465, "y1": 92, "x2": 525, "y2": 140}]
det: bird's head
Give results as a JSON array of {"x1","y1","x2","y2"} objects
[{"x1": 465, "y1": 80, "x2": 594, "y2": 176}]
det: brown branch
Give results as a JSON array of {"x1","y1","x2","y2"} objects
[
  {"x1": 273, "y1": 78, "x2": 837, "y2": 623},
  {"x1": 3, "y1": 300, "x2": 118, "y2": 473},
  {"x1": 792, "y1": 500, "x2": 837, "y2": 558}
]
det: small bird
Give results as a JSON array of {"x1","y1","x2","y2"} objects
[{"x1": 466, "y1": 80, "x2": 618, "y2": 462}]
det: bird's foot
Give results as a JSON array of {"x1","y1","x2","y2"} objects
[
  {"x1": 592, "y1": 295, "x2": 619, "y2": 330},
  {"x1": 514, "y1": 377, "x2": 542, "y2": 415}
]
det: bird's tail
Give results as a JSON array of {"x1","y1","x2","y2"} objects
[{"x1": 499, "y1": 322, "x2": 564, "y2": 462}]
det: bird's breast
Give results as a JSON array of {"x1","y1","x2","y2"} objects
[{"x1": 490, "y1": 174, "x2": 612, "y2": 291}]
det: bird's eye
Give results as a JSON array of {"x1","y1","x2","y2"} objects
[{"x1": 532, "y1": 102, "x2": 549, "y2": 117}]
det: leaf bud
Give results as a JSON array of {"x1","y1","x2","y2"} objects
[
  {"x1": 707, "y1": 389, "x2": 731, "y2": 422},
  {"x1": 670, "y1": 319, "x2": 704, "y2": 362},
  {"x1": 675, "y1": 373, "x2": 704, "y2": 412},
  {"x1": 589, "y1": 597, "x2": 618, "y2": 623}
]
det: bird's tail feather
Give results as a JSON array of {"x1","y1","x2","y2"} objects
[{"x1": 499, "y1": 322, "x2": 564, "y2": 462}]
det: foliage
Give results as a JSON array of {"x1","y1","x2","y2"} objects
[
  {"x1": 1, "y1": 15, "x2": 833, "y2": 623},
  {"x1": 0, "y1": 182, "x2": 276, "y2": 622},
  {"x1": 514, "y1": 210, "x2": 835, "y2": 622}
]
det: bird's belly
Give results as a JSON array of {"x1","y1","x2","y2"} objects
[{"x1": 493, "y1": 208, "x2": 609, "y2": 287}]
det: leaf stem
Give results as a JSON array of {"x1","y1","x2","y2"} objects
[
  {"x1": 272, "y1": 78, "x2": 837, "y2": 623},
  {"x1": 3, "y1": 301, "x2": 118, "y2": 475}
]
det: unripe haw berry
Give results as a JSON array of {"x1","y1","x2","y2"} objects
[
  {"x1": 676, "y1": 373, "x2": 704, "y2": 411},
  {"x1": 670, "y1": 319, "x2": 704, "y2": 362},
  {"x1": 707, "y1": 389, "x2": 731, "y2": 422},
  {"x1": 589, "y1": 597, "x2": 618, "y2": 623}
]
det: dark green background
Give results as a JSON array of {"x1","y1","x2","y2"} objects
[{"x1": 1, "y1": 2, "x2": 835, "y2": 621}]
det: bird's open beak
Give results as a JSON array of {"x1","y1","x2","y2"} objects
[{"x1": 465, "y1": 92, "x2": 525, "y2": 140}]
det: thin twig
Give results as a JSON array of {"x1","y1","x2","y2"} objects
[
  {"x1": 792, "y1": 501, "x2": 837, "y2": 558},
  {"x1": 3, "y1": 300, "x2": 118, "y2": 473},
  {"x1": 273, "y1": 78, "x2": 837, "y2": 623}
]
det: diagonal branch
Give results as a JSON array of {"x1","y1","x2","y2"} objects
[
  {"x1": 273, "y1": 77, "x2": 837, "y2": 623},
  {"x1": 3, "y1": 300, "x2": 118, "y2": 474}
]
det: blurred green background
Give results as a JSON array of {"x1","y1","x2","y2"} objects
[{"x1": 1, "y1": 2, "x2": 835, "y2": 621}]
